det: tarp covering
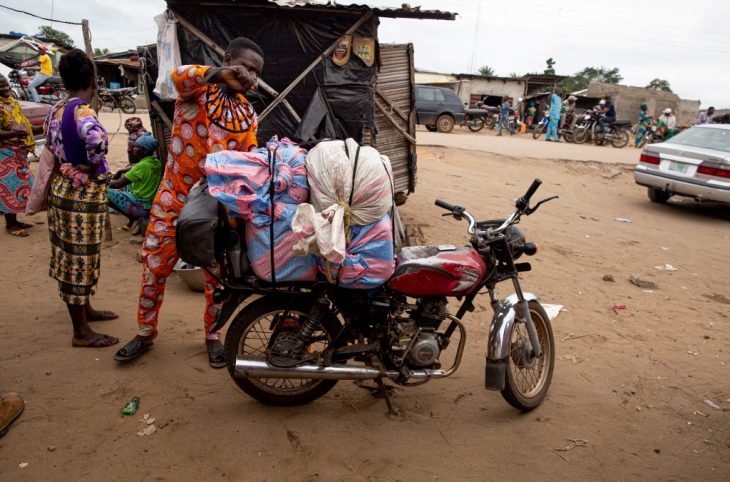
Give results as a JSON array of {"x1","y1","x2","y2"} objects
[{"x1": 170, "y1": 5, "x2": 379, "y2": 146}]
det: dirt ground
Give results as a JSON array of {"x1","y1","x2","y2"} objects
[{"x1": 1, "y1": 113, "x2": 729, "y2": 481}]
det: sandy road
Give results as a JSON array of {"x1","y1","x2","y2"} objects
[{"x1": 0, "y1": 113, "x2": 728, "y2": 481}]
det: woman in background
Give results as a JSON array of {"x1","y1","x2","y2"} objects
[
  {"x1": 45, "y1": 49, "x2": 118, "y2": 348},
  {"x1": 633, "y1": 103, "x2": 651, "y2": 147},
  {"x1": 0, "y1": 74, "x2": 36, "y2": 237}
]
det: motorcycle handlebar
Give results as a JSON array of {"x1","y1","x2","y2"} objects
[
  {"x1": 435, "y1": 199, "x2": 456, "y2": 211},
  {"x1": 522, "y1": 178, "x2": 542, "y2": 202}
]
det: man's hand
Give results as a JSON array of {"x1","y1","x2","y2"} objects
[{"x1": 218, "y1": 67, "x2": 257, "y2": 92}]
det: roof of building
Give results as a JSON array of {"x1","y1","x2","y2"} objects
[{"x1": 165, "y1": 0, "x2": 457, "y2": 20}]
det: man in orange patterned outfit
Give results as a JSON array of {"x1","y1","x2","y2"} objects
[{"x1": 115, "y1": 38, "x2": 263, "y2": 367}]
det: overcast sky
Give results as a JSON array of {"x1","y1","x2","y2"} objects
[{"x1": 3, "y1": 0, "x2": 728, "y2": 107}]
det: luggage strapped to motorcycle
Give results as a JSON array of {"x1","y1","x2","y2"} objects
[{"x1": 325, "y1": 140, "x2": 396, "y2": 287}]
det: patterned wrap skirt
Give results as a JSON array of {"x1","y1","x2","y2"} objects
[
  {"x1": 47, "y1": 172, "x2": 109, "y2": 305},
  {"x1": 0, "y1": 145, "x2": 32, "y2": 214}
]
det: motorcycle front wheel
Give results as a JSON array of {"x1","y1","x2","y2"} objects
[
  {"x1": 572, "y1": 127, "x2": 590, "y2": 144},
  {"x1": 224, "y1": 295, "x2": 343, "y2": 406},
  {"x1": 501, "y1": 300, "x2": 555, "y2": 411},
  {"x1": 118, "y1": 96, "x2": 137, "y2": 114},
  {"x1": 532, "y1": 123, "x2": 545, "y2": 139}
]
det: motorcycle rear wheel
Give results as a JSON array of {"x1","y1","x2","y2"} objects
[
  {"x1": 467, "y1": 118, "x2": 485, "y2": 132},
  {"x1": 573, "y1": 127, "x2": 590, "y2": 144},
  {"x1": 224, "y1": 295, "x2": 343, "y2": 406},
  {"x1": 118, "y1": 96, "x2": 136, "y2": 114},
  {"x1": 610, "y1": 128, "x2": 630, "y2": 148},
  {"x1": 501, "y1": 301, "x2": 555, "y2": 411}
]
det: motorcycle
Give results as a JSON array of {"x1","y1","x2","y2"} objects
[
  {"x1": 572, "y1": 110, "x2": 630, "y2": 148},
  {"x1": 532, "y1": 111, "x2": 550, "y2": 139},
  {"x1": 464, "y1": 107, "x2": 492, "y2": 132},
  {"x1": 8, "y1": 69, "x2": 67, "y2": 104},
  {"x1": 212, "y1": 179, "x2": 558, "y2": 413},
  {"x1": 98, "y1": 87, "x2": 137, "y2": 114},
  {"x1": 635, "y1": 118, "x2": 663, "y2": 148}
]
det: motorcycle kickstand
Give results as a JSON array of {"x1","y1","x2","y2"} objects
[{"x1": 375, "y1": 378, "x2": 398, "y2": 417}]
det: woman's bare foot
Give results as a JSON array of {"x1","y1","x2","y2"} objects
[
  {"x1": 85, "y1": 305, "x2": 119, "y2": 322},
  {"x1": 72, "y1": 332, "x2": 119, "y2": 347}
]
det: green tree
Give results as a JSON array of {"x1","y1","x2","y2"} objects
[
  {"x1": 544, "y1": 58, "x2": 556, "y2": 75},
  {"x1": 509, "y1": 72, "x2": 521, "y2": 78},
  {"x1": 645, "y1": 78, "x2": 672, "y2": 92},
  {"x1": 560, "y1": 66, "x2": 623, "y2": 93},
  {"x1": 477, "y1": 65, "x2": 495, "y2": 76},
  {"x1": 37, "y1": 25, "x2": 75, "y2": 47},
  {"x1": 94, "y1": 47, "x2": 110, "y2": 57}
]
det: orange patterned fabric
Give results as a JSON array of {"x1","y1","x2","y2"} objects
[{"x1": 137, "y1": 65, "x2": 258, "y2": 339}]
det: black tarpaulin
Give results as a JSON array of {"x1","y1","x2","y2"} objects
[{"x1": 170, "y1": 5, "x2": 379, "y2": 145}]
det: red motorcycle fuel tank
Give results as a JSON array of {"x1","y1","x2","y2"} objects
[{"x1": 388, "y1": 245, "x2": 487, "y2": 297}]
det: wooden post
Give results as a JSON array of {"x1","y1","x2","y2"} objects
[
  {"x1": 171, "y1": 10, "x2": 302, "y2": 123},
  {"x1": 257, "y1": 10, "x2": 374, "y2": 122},
  {"x1": 83, "y1": 18, "x2": 113, "y2": 241},
  {"x1": 375, "y1": 98, "x2": 416, "y2": 144}
]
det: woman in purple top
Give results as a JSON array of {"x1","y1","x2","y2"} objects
[{"x1": 45, "y1": 49, "x2": 119, "y2": 348}]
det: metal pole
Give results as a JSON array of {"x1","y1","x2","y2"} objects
[{"x1": 171, "y1": 10, "x2": 302, "y2": 123}]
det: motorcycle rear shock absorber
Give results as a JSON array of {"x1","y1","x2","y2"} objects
[{"x1": 299, "y1": 296, "x2": 330, "y2": 341}]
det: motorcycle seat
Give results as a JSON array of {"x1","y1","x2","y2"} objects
[
  {"x1": 45, "y1": 77, "x2": 64, "y2": 85},
  {"x1": 465, "y1": 108, "x2": 489, "y2": 117},
  {"x1": 612, "y1": 120, "x2": 632, "y2": 127}
]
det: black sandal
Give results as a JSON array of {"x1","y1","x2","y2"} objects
[
  {"x1": 207, "y1": 344, "x2": 226, "y2": 369},
  {"x1": 114, "y1": 336, "x2": 154, "y2": 362}
]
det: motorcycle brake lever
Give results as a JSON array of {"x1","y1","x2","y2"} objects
[{"x1": 525, "y1": 195, "x2": 559, "y2": 215}]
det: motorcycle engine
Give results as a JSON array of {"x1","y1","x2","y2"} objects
[{"x1": 391, "y1": 298, "x2": 448, "y2": 368}]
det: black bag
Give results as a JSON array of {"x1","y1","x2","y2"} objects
[{"x1": 176, "y1": 178, "x2": 219, "y2": 268}]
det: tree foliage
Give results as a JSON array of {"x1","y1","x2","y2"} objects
[
  {"x1": 544, "y1": 58, "x2": 556, "y2": 75},
  {"x1": 645, "y1": 78, "x2": 673, "y2": 92},
  {"x1": 94, "y1": 48, "x2": 110, "y2": 57},
  {"x1": 37, "y1": 25, "x2": 75, "y2": 47},
  {"x1": 509, "y1": 72, "x2": 521, "y2": 78},
  {"x1": 560, "y1": 66, "x2": 623, "y2": 93},
  {"x1": 477, "y1": 65, "x2": 495, "y2": 76}
]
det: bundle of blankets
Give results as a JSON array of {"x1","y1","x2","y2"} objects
[{"x1": 205, "y1": 137, "x2": 395, "y2": 289}]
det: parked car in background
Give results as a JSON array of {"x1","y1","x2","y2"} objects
[
  {"x1": 634, "y1": 124, "x2": 730, "y2": 204},
  {"x1": 415, "y1": 85, "x2": 465, "y2": 133}
]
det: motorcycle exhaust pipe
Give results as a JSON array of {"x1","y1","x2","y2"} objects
[
  {"x1": 234, "y1": 357, "x2": 384, "y2": 380},
  {"x1": 234, "y1": 357, "x2": 450, "y2": 381}
]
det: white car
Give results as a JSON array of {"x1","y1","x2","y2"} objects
[{"x1": 634, "y1": 124, "x2": 730, "y2": 204}]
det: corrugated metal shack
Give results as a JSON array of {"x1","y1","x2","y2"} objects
[{"x1": 139, "y1": 0, "x2": 456, "y2": 204}]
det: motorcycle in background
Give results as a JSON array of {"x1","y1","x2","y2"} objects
[
  {"x1": 573, "y1": 109, "x2": 631, "y2": 148},
  {"x1": 532, "y1": 110, "x2": 550, "y2": 139},
  {"x1": 98, "y1": 87, "x2": 137, "y2": 114},
  {"x1": 8, "y1": 69, "x2": 67, "y2": 104},
  {"x1": 212, "y1": 179, "x2": 558, "y2": 413}
]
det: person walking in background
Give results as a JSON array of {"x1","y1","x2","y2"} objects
[
  {"x1": 496, "y1": 96, "x2": 513, "y2": 136},
  {"x1": 545, "y1": 88, "x2": 562, "y2": 142},
  {"x1": 633, "y1": 103, "x2": 651, "y2": 147},
  {"x1": 115, "y1": 37, "x2": 263, "y2": 367},
  {"x1": 24, "y1": 45, "x2": 54, "y2": 103},
  {"x1": 0, "y1": 74, "x2": 36, "y2": 237},
  {"x1": 697, "y1": 106, "x2": 715, "y2": 125},
  {"x1": 45, "y1": 49, "x2": 119, "y2": 348},
  {"x1": 108, "y1": 133, "x2": 163, "y2": 234}
]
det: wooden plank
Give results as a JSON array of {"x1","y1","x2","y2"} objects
[
  {"x1": 375, "y1": 97, "x2": 416, "y2": 144},
  {"x1": 256, "y1": 10, "x2": 374, "y2": 122}
]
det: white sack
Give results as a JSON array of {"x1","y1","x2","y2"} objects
[{"x1": 292, "y1": 139, "x2": 393, "y2": 263}]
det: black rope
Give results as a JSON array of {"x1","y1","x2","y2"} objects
[{"x1": 0, "y1": 3, "x2": 82, "y2": 25}]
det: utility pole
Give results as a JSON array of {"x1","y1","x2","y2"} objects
[{"x1": 82, "y1": 18, "x2": 112, "y2": 240}]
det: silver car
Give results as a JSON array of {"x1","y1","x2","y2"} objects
[{"x1": 634, "y1": 124, "x2": 730, "y2": 204}]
